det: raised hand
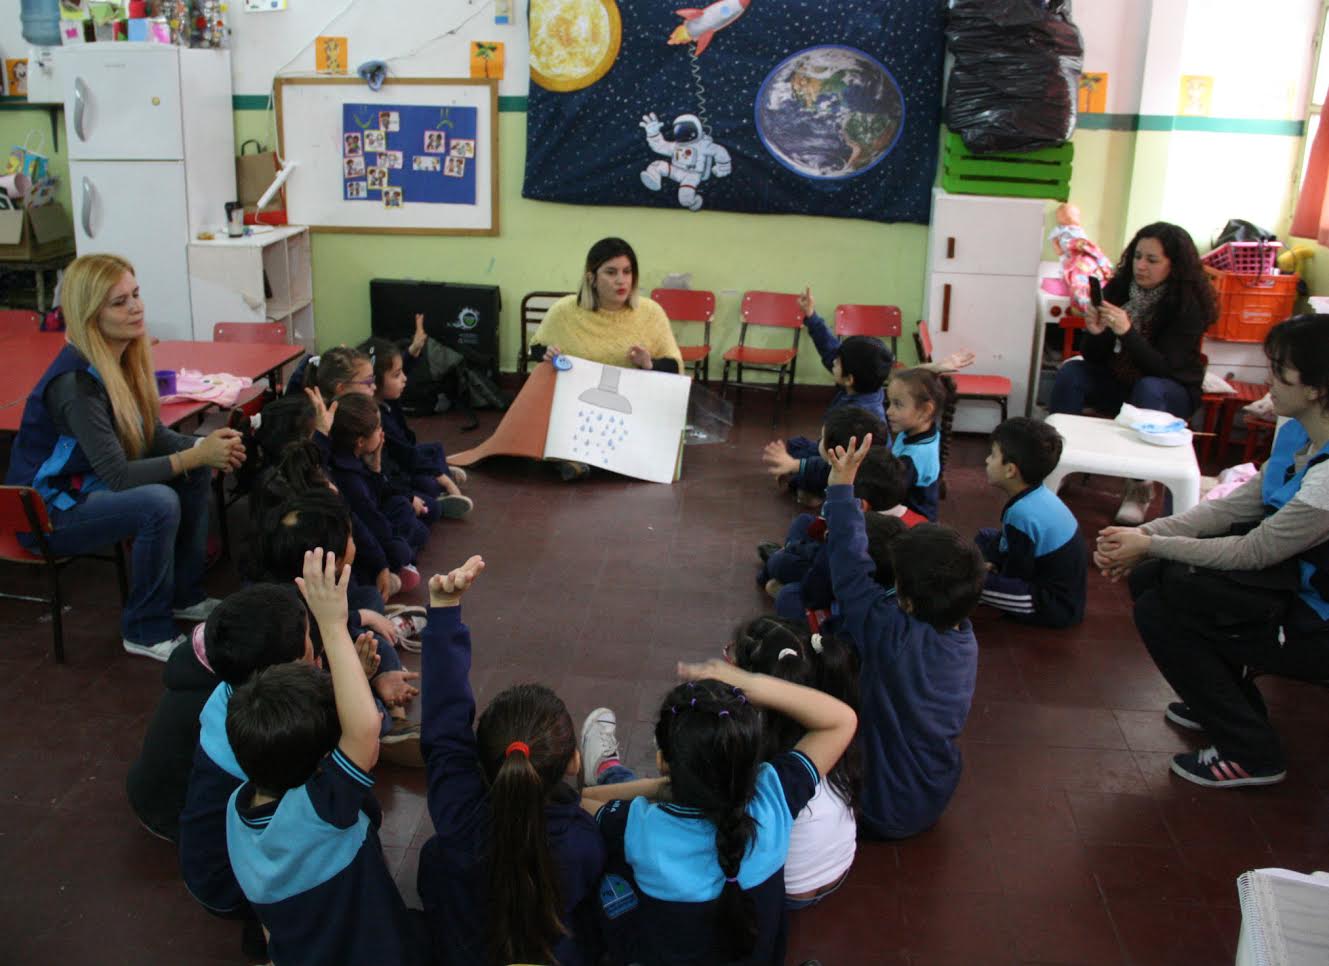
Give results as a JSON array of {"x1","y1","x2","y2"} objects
[
  {"x1": 826, "y1": 433, "x2": 873, "y2": 487},
  {"x1": 295, "y1": 547, "x2": 350, "y2": 631},
  {"x1": 428, "y1": 555, "x2": 486, "y2": 607},
  {"x1": 304, "y1": 387, "x2": 338, "y2": 436},
  {"x1": 798, "y1": 286, "x2": 815, "y2": 319}
]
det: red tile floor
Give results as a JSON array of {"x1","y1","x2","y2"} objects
[{"x1": 3, "y1": 398, "x2": 1328, "y2": 965}]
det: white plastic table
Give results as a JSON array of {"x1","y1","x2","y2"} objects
[{"x1": 1044, "y1": 413, "x2": 1201, "y2": 514}]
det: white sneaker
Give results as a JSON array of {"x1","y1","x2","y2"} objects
[
  {"x1": 437, "y1": 494, "x2": 473, "y2": 519},
  {"x1": 123, "y1": 633, "x2": 188, "y2": 662},
  {"x1": 1114, "y1": 480, "x2": 1155, "y2": 526},
  {"x1": 580, "y1": 707, "x2": 620, "y2": 786},
  {"x1": 172, "y1": 597, "x2": 223, "y2": 622}
]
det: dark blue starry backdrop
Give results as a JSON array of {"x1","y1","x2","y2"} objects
[{"x1": 523, "y1": 0, "x2": 945, "y2": 224}]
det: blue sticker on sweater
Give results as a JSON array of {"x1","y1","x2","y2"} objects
[{"x1": 599, "y1": 874, "x2": 638, "y2": 920}]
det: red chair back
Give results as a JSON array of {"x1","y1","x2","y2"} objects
[
  {"x1": 0, "y1": 487, "x2": 50, "y2": 561},
  {"x1": 0, "y1": 309, "x2": 42, "y2": 339},
  {"x1": 740, "y1": 291, "x2": 804, "y2": 328},
  {"x1": 651, "y1": 288, "x2": 716, "y2": 323},
  {"x1": 213, "y1": 322, "x2": 288, "y2": 345},
  {"x1": 916, "y1": 319, "x2": 936, "y2": 362},
  {"x1": 835, "y1": 304, "x2": 902, "y2": 339}
]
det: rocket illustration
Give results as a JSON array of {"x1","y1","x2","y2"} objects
[{"x1": 668, "y1": 0, "x2": 752, "y2": 56}]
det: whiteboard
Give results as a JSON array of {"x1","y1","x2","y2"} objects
[{"x1": 275, "y1": 76, "x2": 498, "y2": 235}]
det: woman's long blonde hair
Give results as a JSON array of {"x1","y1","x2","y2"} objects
[{"x1": 62, "y1": 254, "x2": 159, "y2": 458}]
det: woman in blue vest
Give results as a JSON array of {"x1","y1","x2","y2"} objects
[
  {"x1": 1094, "y1": 315, "x2": 1329, "y2": 789},
  {"x1": 5, "y1": 254, "x2": 246, "y2": 660}
]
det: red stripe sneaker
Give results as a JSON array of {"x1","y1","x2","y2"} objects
[{"x1": 1170, "y1": 746, "x2": 1285, "y2": 788}]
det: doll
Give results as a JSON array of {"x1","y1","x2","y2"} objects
[{"x1": 1049, "y1": 203, "x2": 1114, "y2": 314}]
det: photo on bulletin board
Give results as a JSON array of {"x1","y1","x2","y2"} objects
[{"x1": 275, "y1": 77, "x2": 499, "y2": 235}]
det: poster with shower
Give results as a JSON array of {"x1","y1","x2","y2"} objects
[
  {"x1": 544, "y1": 359, "x2": 691, "y2": 483},
  {"x1": 523, "y1": 0, "x2": 944, "y2": 223}
]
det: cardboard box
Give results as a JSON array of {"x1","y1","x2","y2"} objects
[{"x1": 0, "y1": 202, "x2": 74, "y2": 262}]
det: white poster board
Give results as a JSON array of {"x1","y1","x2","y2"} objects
[{"x1": 543, "y1": 358, "x2": 691, "y2": 484}]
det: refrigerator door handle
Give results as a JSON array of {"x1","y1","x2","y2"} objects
[
  {"x1": 73, "y1": 77, "x2": 89, "y2": 143},
  {"x1": 81, "y1": 177, "x2": 96, "y2": 238}
]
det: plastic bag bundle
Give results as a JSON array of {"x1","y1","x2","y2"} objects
[
  {"x1": 684, "y1": 382, "x2": 733, "y2": 445},
  {"x1": 945, "y1": 0, "x2": 1084, "y2": 153}
]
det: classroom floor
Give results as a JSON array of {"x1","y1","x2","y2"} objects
[{"x1": 2, "y1": 394, "x2": 1327, "y2": 966}]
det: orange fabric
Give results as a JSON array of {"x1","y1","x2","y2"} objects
[
  {"x1": 448, "y1": 363, "x2": 557, "y2": 466},
  {"x1": 1292, "y1": 116, "x2": 1329, "y2": 244}
]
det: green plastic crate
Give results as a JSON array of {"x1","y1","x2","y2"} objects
[{"x1": 941, "y1": 131, "x2": 1073, "y2": 201}]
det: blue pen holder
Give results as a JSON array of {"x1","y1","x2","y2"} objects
[{"x1": 155, "y1": 370, "x2": 177, "y2": 396}]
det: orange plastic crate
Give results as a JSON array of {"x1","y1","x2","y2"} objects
[{"x1": 1204, "y1": 266, "x2": 1298, "y2": 342}]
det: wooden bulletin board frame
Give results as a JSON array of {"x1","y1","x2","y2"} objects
[{"x1": 274, "y1": 76, "x2": 499, "y2": 236}]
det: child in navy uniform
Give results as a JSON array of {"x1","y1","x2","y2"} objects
[
  {"x1": 416, "y1": 556, "x2": 606, "y2": 966},
  {"x1": 225, "y1": 549, "x2": 426, "y2": 966},
  {"x1": 824, "y1": 433, "x2": 984, "y2": 839},
  {"x1": 578, "y1": 657, "x2": 856, "y2": 965},
  {"x1": 886, "y1": 368, "x2": 957, "y2": 522},
  {"x1": 977, "y1": 418, "x2": 1088, "y2": 627}
]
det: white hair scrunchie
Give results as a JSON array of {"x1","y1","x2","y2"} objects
[
  {"x1": 810, "y1": 634, "x2": 824, "y2": 654},
  {"x1": 777, "y1": 648, "x2": 799, "y2": 661}
]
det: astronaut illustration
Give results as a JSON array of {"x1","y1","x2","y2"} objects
[{"x1": 639, "y1": 112, "x2": 732, "y2": 211}]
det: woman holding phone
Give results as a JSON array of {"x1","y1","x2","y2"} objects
[{"x1": 1047, "y1": 222, "x2": 1218, "y2": 523}]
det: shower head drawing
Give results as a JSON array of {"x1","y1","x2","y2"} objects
[{"x1": 579, "y1": 365, "x2": 633, "y2": 415}]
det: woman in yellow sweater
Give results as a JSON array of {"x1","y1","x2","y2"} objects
[{"x1": 530, "y1": 237, "x2": 683, "y2": 373}]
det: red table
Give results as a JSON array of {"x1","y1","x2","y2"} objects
[{"x1": 0, "y1": 333, "x2": 304, "y2": 434}]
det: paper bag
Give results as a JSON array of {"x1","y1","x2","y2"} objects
[{"x1": 235, "y1": 139, "x2": 286, "y2": 225}]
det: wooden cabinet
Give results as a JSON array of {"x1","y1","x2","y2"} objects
[
  {"x1": 922, "y1": 189, "x2": 1047, "y2": 434},
  {"x1": 187, "y1": 225, "x2": 314, "y2": 348}
]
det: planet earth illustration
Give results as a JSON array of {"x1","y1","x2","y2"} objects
[{"x1": 755, "y1": 45, "x2": 905, "y2": 180}]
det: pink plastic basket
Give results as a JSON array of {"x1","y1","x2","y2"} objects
[{"x1": 1202, "y1": 240, "x2": 1282, "y2": 275}]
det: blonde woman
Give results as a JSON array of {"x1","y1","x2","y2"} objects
[{"x1": 5, "y1": 254, "x2": 246, "y2": 660}]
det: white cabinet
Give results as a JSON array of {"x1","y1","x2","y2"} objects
[
  {"x1": 187, "y1": 226, "x2": 315, "y2": 348},
  {"x1": 922, "y1": 189, "x2": 1047, "y2": 434}
]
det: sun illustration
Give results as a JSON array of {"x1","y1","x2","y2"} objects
[{"x1": 530, "y1": 0, "x2": 622, "y2": 93}]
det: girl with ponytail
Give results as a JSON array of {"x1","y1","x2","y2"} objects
[
  {"x1": 885, "y1": 367, "x2": 957, "y2": 521},
  {"x1": 730, "y1": 617, "x2": 861, "y2": 908},
  {"x1": 580, "y1": 652, "x2": 857, "y2": 965},
  {"x1": 416, "y1": 558, "x2": 606, "y2": 966}
]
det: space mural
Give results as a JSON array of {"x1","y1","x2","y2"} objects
[{"x1": 523, "y1": 0, "x2": 946, "y2": 224}]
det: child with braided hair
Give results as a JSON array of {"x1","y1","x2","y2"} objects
[
  {"x1": 578, "y1": 646, "x2": 856, "y2": 964},
  {"x1": 886, "y1": 367, "x2": 958, "y2": 521}
]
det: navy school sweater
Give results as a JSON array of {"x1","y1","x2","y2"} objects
[{"x1": 979, "y1": 484, "x2": 1087, "y2": 628}]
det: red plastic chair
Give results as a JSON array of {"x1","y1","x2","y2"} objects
[
  {"x1": 518, "y1": 291, "x2": 572, "y2": 375},
  {"x1": 721, "y1": 291, "x2": 804, "y2": 409},
  {"x1": 0, "y1": 486, "x2": 128, "y2": 662},
  {"x1": 835, "y1": 304, "x2": 902, "y2": 359},
  {"x1": 652, "y1": 288, "x2": 716, "y2": 381},
  {"x1": 914, "y1": 320, "x2": 1011, "y2": 422},
  {"x1": 0, "y1": 309, "x2": 42, "y2": 338}
]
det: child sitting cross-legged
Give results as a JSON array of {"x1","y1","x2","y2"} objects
[
  {"x1": 416, "y1": 556, "x2": 608, "y2": 966},
  {"x1": 977, "y1": 417, "x2": 1088, "y2": 627},
  {"x1": 823, "y1": 432, "x2": 985, "y2": 839},
  {"x1": 728, "y1": 617, "x2": 861, "y2": 910},
  {"x1": 577, "y1": 657, "x2": 857, "y2": 964},
  {"x1": 225, "y1": 548, "x2": 428, "y2": 966},
  {"x1": 886, "y1": 368, "x2": 958, "y2": 522},
  {"x1": 175, "y1": 583, "x2": 326, "y2": 962}
]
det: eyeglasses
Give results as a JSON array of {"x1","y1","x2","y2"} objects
[{"x1": 349, "y1": 377, "x2": 376, "y2": 388}]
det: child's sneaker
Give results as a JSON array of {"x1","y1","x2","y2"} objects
[
  {"x1": 380, "y1": 719, "x2": 424, "y2": 768},
  {"x1": 1164, "y1": 702, "x2": 1204, "y2": 732},
  {"x1": 580, "y1": 707, "x2": 620, "y2": 786},
  {"x1": 385, "y1": 605, "x2": 427, "y2": 653},
  {"x1": 123, "y1": 633, "x2": 188, "y2": 662},
  {"x1": 397, "y1": 565, "x2": 421, "y2": 593},
  {"x1": 1170, "y1": 746, "x2": 1286, "y2": 788},
  {"x1": 437, "y1": 493, "x2": 473, "y2": 519},
  {"x1": 172, "y1": 597, "x2": 223, "y2": 622}
]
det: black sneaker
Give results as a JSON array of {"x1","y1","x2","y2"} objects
[
  {"x1": 757, "y1": 542, "x2": 781, "y2": 562},
  {"x1": 559, "y1": 460, "x2": 590, "y2": 482},
  {"x1": 1164, "y1": 702, "x2": 1204, "y2": 732},
  {"x1": 1170, "y1": 746, "x2": 1286, "y2": 788}
]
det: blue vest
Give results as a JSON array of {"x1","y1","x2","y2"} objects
[
  {"x1": 1261, "y1": 420, "x2": 1329, "y2": 620},
  {"x1": 4, "y1": 343, "x2": 106, "y2": 511}
]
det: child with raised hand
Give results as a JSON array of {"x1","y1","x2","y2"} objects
[
  {"x1": 823, "y1": 433, "x2": 984, "y2": 839},
  {"x1": 416, "y1": 555, "x2": 608, "y2": 966},
  {"x1": 886, "y1": 367, "x2": 958, "y2": 521},
  {"x1": 327, "y1": 392, "x2": 429, "y2": 595},
  {"x1": 225, "y1": 549, "x2": 428, "y2": 966},
  {"x1": 361, "y1": 333, "x2": 472, "y2": 519},
  {"x1": 578, "y1": 654, "x2": 857, "y2": 965},
  {"x1": 978, "y1": 417, "x2": 1087, "y2": 627},
  {"x1": 728, "y1": 617, "x2": 861, "y2": 909}
]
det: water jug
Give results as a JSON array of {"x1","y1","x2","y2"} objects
[{"x1": 20, "y1": 0, "x2": 62, "y2": 47}]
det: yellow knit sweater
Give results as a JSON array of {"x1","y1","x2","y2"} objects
[{"x1": 531, "y1": 295, "x2": 684, "y2": 371}]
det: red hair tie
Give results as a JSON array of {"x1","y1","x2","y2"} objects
[{"x1": 505, "y1": 741, "x2": 531, "y2": 758}]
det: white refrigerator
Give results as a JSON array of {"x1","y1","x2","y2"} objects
[{"x1": 60, "y1": 45, "x2": 236, "y2": 341}]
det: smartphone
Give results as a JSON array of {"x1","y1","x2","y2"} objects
[{"x1": 1088, "y1": 276, "x2": 1103, "y2": 307}]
